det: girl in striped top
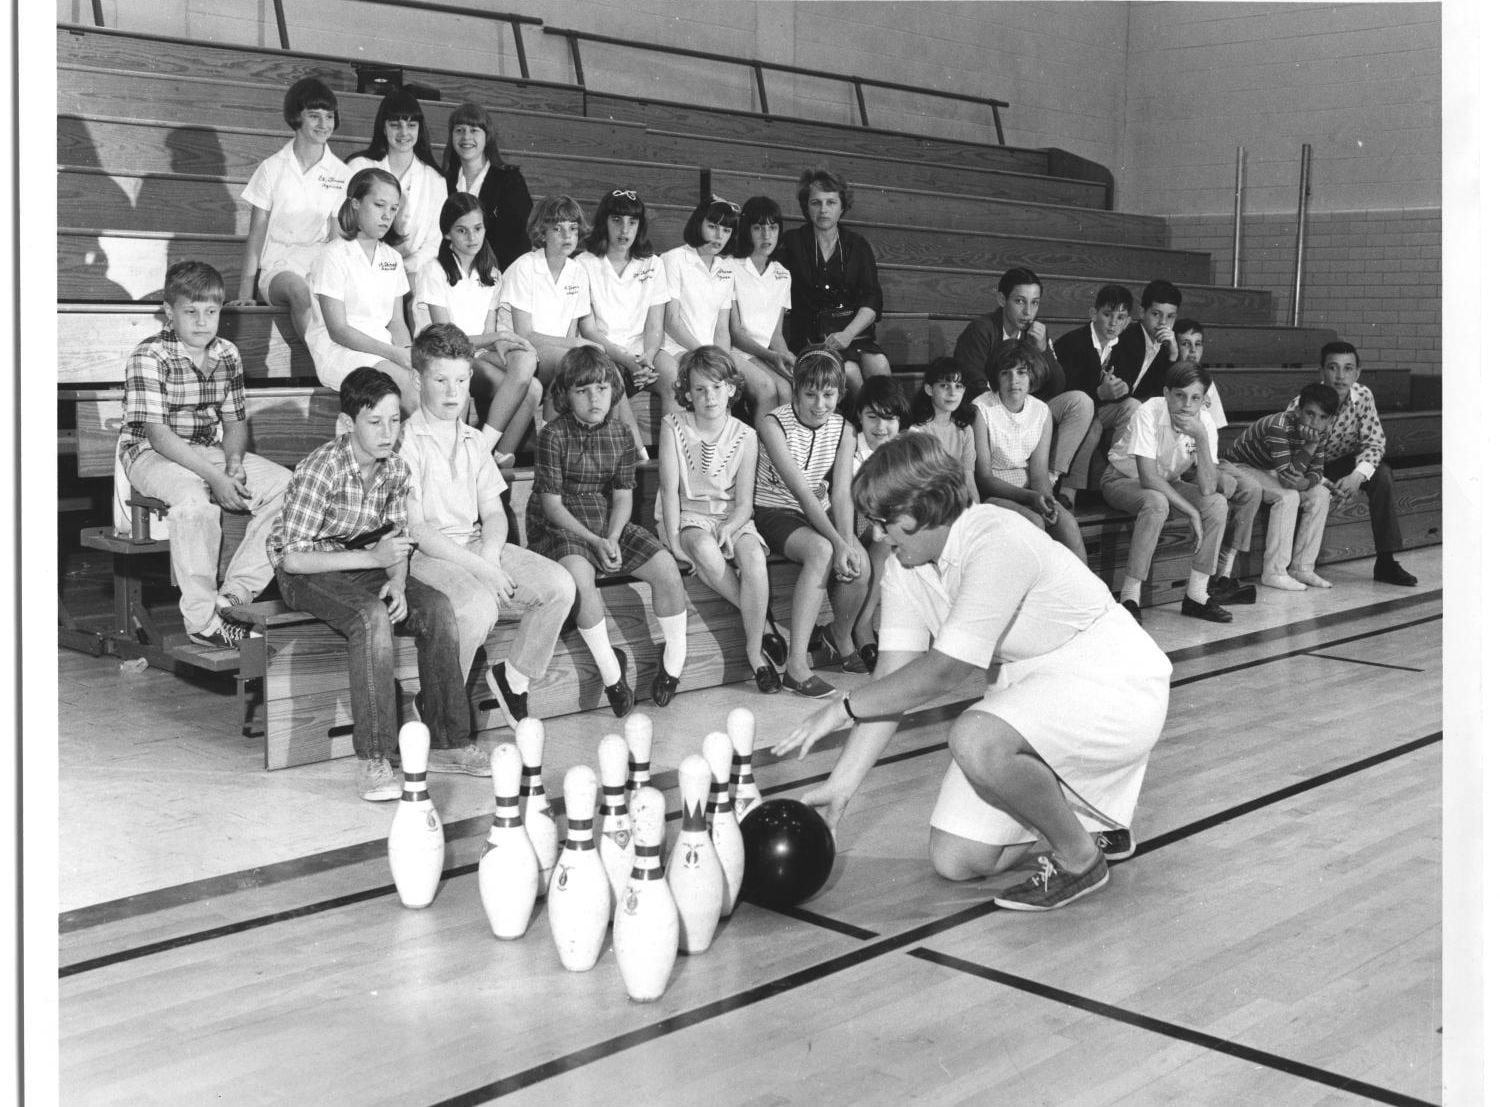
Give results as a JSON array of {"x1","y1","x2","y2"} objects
[{"x1": 753, "y1": 350, "x2": 869, "y2": 697}]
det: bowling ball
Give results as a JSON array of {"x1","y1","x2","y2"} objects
[{"x1": 739, "y1": 799, "x2": 835, "y2": 908}]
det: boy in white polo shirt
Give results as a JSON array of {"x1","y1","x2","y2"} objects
[{"x1": 401, "y1": 323, "x2": 577, "y2": 730}]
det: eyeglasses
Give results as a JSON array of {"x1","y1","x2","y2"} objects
[
  {"x1": 611, "y1": 190, "x2": 638, "y2": 200},
  {"x1": 710, "y1": 195, "x2": 741, "y2": 213}
]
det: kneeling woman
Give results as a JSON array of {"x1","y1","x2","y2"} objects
[{"x1": 776, "y1": 434, "x2": 1170, "y2": 911}]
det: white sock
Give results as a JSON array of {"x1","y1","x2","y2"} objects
[
  {"x1": 1048, "y1": 470, "x2": 1061, "y2": 488},
  {"x1": 659, "y1": 610, "x2": 688, "y2": 676},
  {"x1": 1217, "y1": 549, "x2": 1237, "y2": 577},
  {"x1": 1121, "y1": 577, "x2": 1142, "y2": 604},
  {"x1": 578, "y1": 620, "x2": 621, "y2": 684},
  {"x1": 480, "y1": 423, "x2": 501, "y2": 450},
  {"x1": 503, "y1": 663, "x2": 530, "y2": 694},
  {"x1": 1187, "y1": 570, "x2": 1211, "y2": 603}
]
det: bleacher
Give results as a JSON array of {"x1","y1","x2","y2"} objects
[{"x1": 56, "y1": 19, "x2": 1441, "y2": 768}]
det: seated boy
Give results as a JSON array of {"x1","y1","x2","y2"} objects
[
  {"x1": 268, "y1": 367, "x2": 481, "y2": 802},
  {"x1": 119, "y1": 259, "x2": 291, "y2": 647},
  {"x1": 1224, "y1": 383, "x2": 1339, "y2": 590},
  {"x1": 1296, "y1": 341, "x2": 1417, "y2": 586},
  {"x1": 1099, "y1": 361, "x2": 1258, "y2": 624},
  {"x1": 1052, "y1": 284, "x2": 1139, "y2": 507},
  {"x1": 953, "y1": 267, "x2": 1093, "y2": 499},
  {"x1": 399, "y1": 323, "x2": 576, "y2": 728},
  {"x1": 1114, "y1": 279, "x2": 1183, "y2": 399}
]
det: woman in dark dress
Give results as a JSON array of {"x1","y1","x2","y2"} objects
[
  {"x1": 442, "y1": 102, "x2": 532, "y2": 273},
  {"x1": 774, "y1": 166, "x2": 893, "y2": 392}
]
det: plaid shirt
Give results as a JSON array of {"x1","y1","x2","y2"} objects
[
  {"x1": 1287, "y1": 381, "x2": 1385, "y2": 475},
  {"x1": 268, "y1": 435, "x2": 411, "y2": 570},
  {"x1": 1225, "y1": 410, "x2": 1326, "y2": 486},
  {"x1": 118, "y1": 328, "x2": 247, "y2": 466}
]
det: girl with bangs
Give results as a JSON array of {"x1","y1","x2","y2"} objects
[
  {"x1": 657, "y1": 196, "x2": 741, "y2": 413},
  {"x1": 728, "y1": 195, "x2": 796, "y2": 422},
  {"x1": 443, "y1": 101, "x2": 532, "y2": 272},
  {"x1": 347, "y1": 89, "x2": 447, "y2": 281},
  {"x1": 414, "y1": 193, "x2": 541, "y2": 465},
  {"x1": 500, "y1": 194, "x2": 596, "y2": 393}
]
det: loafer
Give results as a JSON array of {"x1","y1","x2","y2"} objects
[
  {"x1": 761, "y1": 622, "x2": 789, "y2": 669},
  {"x1": 781, "y1": 671, "x2": 837, "y2": 698},
  {"x1": 651, "y1": 647, "x2": 681, "y2": 708},
  {"x1": 1373, "y1": 558, "x2": 1418, "y2": 587},
  {"x1": 1120, "y1": 599, "x2": 1142, "y2": 624},
  {"x1": 753, "y1": 665, "x2": 782, "y2": 694},
  {"x1": 603, "y1": 647, "x2": 634, "y2": 717},
  {"x1": 858, "y1": 642, "x2": 879, "y2": 672},
  {"x1": 1209, "y1": 574, "x2": 1257, "y2": 604},
  {"x1": 1181, "y1": 595, "x2": 1233, "y2": 623}
]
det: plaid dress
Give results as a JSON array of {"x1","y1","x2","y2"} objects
[{"x1": 525, "y1": 411, "x2": 665, "y2": 573}]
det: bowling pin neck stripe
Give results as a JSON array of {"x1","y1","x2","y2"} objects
[
  {"x1": 521, "y1": 769, "x2": 543, "y2": 796},
  {"x1": 599, "y1": 787, "x2": 626, "y2": 815},
  {"x1": 708, "y1": 783, "x2": 731, "y2": 814},
  {"x1": 492, "y1": 812, "x2": 523, "y2": 828},
  {"x1": 564, "y1": 817, "x2": 595, "y2": 849},
  {"x1": 629, "y1": 849, "x2": 666, "y2": 881},
  {"x1": 403, "y1": 788, "x2": 430, "y2": 801}
]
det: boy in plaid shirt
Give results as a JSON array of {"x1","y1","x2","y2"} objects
[
  {"x1": 269, "y1": 367, "x2": 482, "y2": 802},
  {"x1": 118, "y1": 260, "x2": 291, "y2": 648}
]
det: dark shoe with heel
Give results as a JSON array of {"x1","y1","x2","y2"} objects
[
  {"x1": 651, "y1": 646, "x2": 681, "y2": 708},
  {"x1": 603, "y1": 647, "x2": 634, "y2": 717},
  {"x1": 1181, "y1": 595, "x2": 1233, "y2": 623}
]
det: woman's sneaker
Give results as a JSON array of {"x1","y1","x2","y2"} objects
[
  {"x1": 357, "y1": 757, "x2": 401, "y2": 802},
  {"x1": 992, "y1": 850, "x2": 1109, "y2": 911}
]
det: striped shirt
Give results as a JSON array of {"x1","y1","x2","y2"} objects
[
  {"x1": 119, "y1": 329, "x2": 247, "y2": 467},
  {"x1": 754, "y1": 403, "x2": 843, "y2": 512},
  {"x1": 1287, "y1": 381, "x2": 1385, "y2": 477},
  {"x1": 1225, "y1": 410, "x2": 1326, "y2": 487},
  {"x1": 268, "y1": 435, "x2": 411, "y2": 570}
]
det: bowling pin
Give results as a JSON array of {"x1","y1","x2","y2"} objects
[
  {"x1": 613, "y1": 787, "x2": 679, "y2": 1003},
  {"x1": 623, "y1": 712, "x2": 653, "y2": 800},
  {"x1": 515, "y1": 717, "x2": 558, "y2": 895},
  {"x1": 702, "y1": 730, "x2": 745, "y2": 917},
  {"x1": 547, "y1": 766, "x2": 612, "y2": 972},
  {"x1": 478, "y1": 743, "x2": 539, "y2": 939},
  {"x1": 387, "y1": 721, "x2": 445, "y2": 908},
  {"x1": 597, "y1": 733, "x2": 634, "y2": 907},
  {"x1": 727, "y1": 707, "x2": 765, "y2": 822},
  {"x1": 667, "y1": 754, "x2": 724, "y2": 953}
]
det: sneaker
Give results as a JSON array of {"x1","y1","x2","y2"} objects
[
  {"x1": 1373, "y1": 558, "x2": 1418, "y2": 587},
  {"x1": 603, "y1": 647, "x2": 634, "y2": 717},
  {"x1": 485, "y1": 662, "x2": 529, "y2": 729},
  {"x1": 428, "y1": 743, "x2": 492, "y2": 776},
  {"x1": 992, "y1": 849, "x2": 1109, "y2": 911},
  {"x1": 1289, "y1": 567, "x2": 1333, "y2": 589},
  {"x1": 781, "y1": 671, "x2": 837, "y2": 698},
  {"x1": 357, "y1": 757, "x2": 402, "y2": 802},
  {"x1": 1094, "y1": 828, "x2": 1135, "y2": 861},
  {"x1": 1120, "y1": 599, "x2": 1142, "y2": 624},
  {"x1": 1260, "y1": 572, "x2": 1307, "y2": 592},
  {"x1": 652, "y1": 647, "x2": 681, "y2": 708},
  {"x1": 1180, "y1": 595, "x2": 1232, "y2": 623},
  {"x1": 1209, "y1": 575, "x2": 1257, "y2": 604},
  {"x1": 189, "y1": 615, "x2": 263, "y2": 649}
]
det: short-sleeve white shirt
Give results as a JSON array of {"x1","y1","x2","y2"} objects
[
  {"x1": 979, "y1": 395, "x2": 1049, "y2": 487},
  {"x1": 310, "y1": 237, "x2": 410, "y2": 341},
  {"x1": 242, "y1": 140, "x2": 349, "y2": 261},
  {"x1": 413, "y1": 258, "x2": 501, "y2": 337},
  {"x1": 879, "y1": 504, "x2": 1114, "y2": 666},
  {"x1": 345, "y1": 155, "x2": 446, "y2": 275},
  {"x1": 501, "y1": 249, "x2": 591, "y2": 337},
  {"x1": 729, "y1": 256, "x2": 792, "y2": 349},
  {"x1": 1107, "y1": 395, "x2": 1219, "y2": 481},
  {"x1": 577, "y1": 252, "x2": 669, "y2": 356},
  {"x1": 661, "y1": 244, "x2": 735, "y2": 355},
  {"x1": 399, "y1": 404, "x2": 507, "y2": 545}
]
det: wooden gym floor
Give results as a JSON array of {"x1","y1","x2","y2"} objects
[{"x1": 56, "y1": 545, "x2": 1442, "y2": 1105}]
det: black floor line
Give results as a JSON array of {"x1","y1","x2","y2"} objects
[
  {"x1": 60, "y1": 604, "x2": 1442, "y2": 958},
  {"x1": 1306, "y1": 652, "x2": 1426, "y2": 673},
  {"x1": 907, "y1": 948, "x2": 1437, "y2": 1107},
  {"x1": 1169, "y1": 612, "x2": 1440, "y2": 688}
]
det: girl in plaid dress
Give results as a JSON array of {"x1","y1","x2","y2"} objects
[{"x1": 525, "y1": 347, "x2": 689, "y2": 712}]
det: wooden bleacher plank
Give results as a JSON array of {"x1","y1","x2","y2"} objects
[
  {"x1": 57, "y1": 69, "x2": 652, "y2": 160},
  {"x1": 58, "y1": 24, "x2": 587, "y2": 117},
  {"x1": 643, "y1": 128, "x2": 1107, "y2": 210},
  {"x1": 73, "y1": 387, "x2": 339, "y2": 478},
  {"x1": 585, "y1": 91, "x2": 1051, "y2": 176},
  {"x1": 709, "y1": 167, "x2": 1166, "y2": 247},
  {"x1": 1210, "y1": 367, "x2": 1411, "y2": 416}
]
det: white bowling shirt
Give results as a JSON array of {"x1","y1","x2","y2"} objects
[
  {"x1": 577, "y1": 251, "x2": 669, "y2": 356},
  {"x1": 729, "y1": 256, "x2": 792, "y2": 348},
  {"x1": 242, "y1": 140, "x2": 350, "y2": 264},
  {"x1": 413, "y1": 258, "x2": 501, "y2": 337},
  {"x1": 345, "y1": 155, "x2": 446, "y2": 274},
  {"x1": 661, "y1": 244, "x2": 735, "y2": 356},
  {"x1": 501, "y1": 248, "x2": 591, "y2": 337},
  {"x1": 311, "y1": 237, "x2": 409, "y2": 341}
]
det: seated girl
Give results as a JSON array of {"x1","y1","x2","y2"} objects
[
  {"x1": 656, "y1": 196, "x2": 740, "y2": 414},
  {"x1": 908, "y1": 356, "x2": 980, "y2": 505},
  {"x1": 727, "y1": 195, "x2": 797, "y2": 422}
]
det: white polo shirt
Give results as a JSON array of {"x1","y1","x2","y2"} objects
[
  {"x1": 413, "y1": 258, "x2": 501, "y2": 336},
  {"x1": 501, "y1": 249, "x2": 591, "y2": 337},
  {"x1": 242, "y1": 140, "x2": 349, "y2": 262},
  {"x1": 310, "y1": 237, "x2": 409, "y2": 341},
  {"x1": 345, "y1": 155, "x2": 446, "y2": 275},
  {"x1": 729, "y1": 256, "x2": 792, "y2": 348},
  {"x1": 880, "y1": 504, "x2": 1113, "y2": 666},
  {"x1": 661, "y1": 244, "x2": 735, "y2": 355},
  {"x1": 577, "y1": 251, "x2": 669, "y2": 356},
  {"x1": 1107, "y1": 396, "x2": 1219, "y2": 481},
  {"x1": 399, "y1": 404, "x2": 507, "y2": 545}
]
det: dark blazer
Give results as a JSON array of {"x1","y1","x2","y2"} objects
[
  {"x1": 446, "y1": 161, "x2": 532, "y2": 273},
  {"x1": 1110, "y1": 322, "x2": 1176, "y2": 399},
  {"x1": 952, "y1": 309, "x2": 1068, "y2": 400}
]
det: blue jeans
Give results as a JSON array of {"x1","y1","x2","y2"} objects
[{"x1": 275, "y1": 567, "x2": 470, "y2": 760}]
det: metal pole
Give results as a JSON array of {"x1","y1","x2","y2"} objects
[
  {"x1": 1231, "y1": 146, "x2": 1246, "y2": 288},
  {"x1": 852, "y1": 79, "x2": 868, "y2": 127},
  {"x1": 271, "y1": 0, "x2": 290, "y2": 49},
  {"x1": 91, "y1": 0, "x2": 104, "y2": 27},
  {"x1": 511, "y1": 19, "x2": 530, "y2": 80},
  {"x1": 1290, "y1": 143, "x2": 1311, "y2": 325}
]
